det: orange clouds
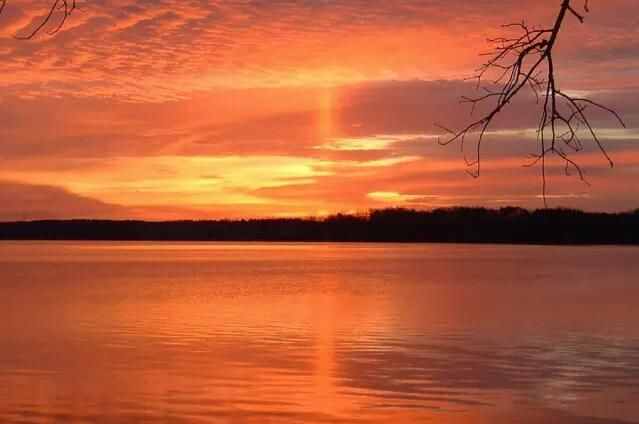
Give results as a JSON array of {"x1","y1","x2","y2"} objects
[
  {"x1": 0, "y1": 2, "x2": 638, "y2": 219},
  {"x1": 2, "y1": 79, "x2": 639, "y2": 219},
  {"x1": 0, "y1": 1, "x2": 635, "y2": 100}
]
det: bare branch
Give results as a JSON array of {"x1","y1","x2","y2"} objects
[
  {"x1": 436, "y1": 0, "x2": 625, "y2": 206},
  {"x1": 0, "y1": 0, "x2": 78, "y2": 39}
]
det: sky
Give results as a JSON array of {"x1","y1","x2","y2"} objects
[{"x1": 0, "y1": 0, "x2": 637, "y2": 220}]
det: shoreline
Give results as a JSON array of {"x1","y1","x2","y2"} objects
[{"x1": 1, "y1": 207, "x2": 637, "y2": 245}]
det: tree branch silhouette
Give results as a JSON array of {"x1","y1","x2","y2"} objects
[
  {"x1": 1, "y1": 0, "x2": 77, "y2": 39},
  {"x1": 437, "y1": 0, "x2": 625, "y2": 205}
]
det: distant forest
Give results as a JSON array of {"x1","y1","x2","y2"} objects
[{"x1": 1, "y1": 208, "x2": 638, "y2": 245}]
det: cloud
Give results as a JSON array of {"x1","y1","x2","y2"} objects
[
  {"x1": 0, "y1": 2, "x2": 638, "y2": 217},
  {"x1": 316, "y1": 134, "x2": 438, "y2": 152},
  {"x1": 0, "y1": 181, "x2": 128, "y2": 221},
  {"x1": 0, "y1": 155, "x2": 335, "y2": 207},
  {"x1": 1, "y1": 79, "x2": 638, "y2": 216},
  {"x1": 0, "y1": 1, "x2": 636, "y2": 99},
  {"x1": 3, "y1": 81, "x2": 636, "y2": 161}
]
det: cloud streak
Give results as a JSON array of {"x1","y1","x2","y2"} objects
[
  {"x1": 0, "y1": 1, "x2": 638, "y2": 218},
  {"x1": 0, "y1": 1, "x2": 637, "y2": 99}
]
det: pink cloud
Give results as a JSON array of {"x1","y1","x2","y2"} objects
[
  {"x1": 0, "y1": 1, "x2": 636, "y2": 99},
  {"x1": 0, "y1": 1, "x2": 637, "y2": 217}
]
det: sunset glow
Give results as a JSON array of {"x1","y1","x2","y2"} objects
[{"x1": 0, "y1": 0, "x2": 637, "y2": 220}]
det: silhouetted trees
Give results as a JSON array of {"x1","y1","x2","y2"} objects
[{"x1": 1, "y1": 208, "x2": 637, "y2": 245}]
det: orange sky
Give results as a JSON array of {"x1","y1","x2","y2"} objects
[{"x1": 0, "y1": 0, "x2": 637, "y2": 220}]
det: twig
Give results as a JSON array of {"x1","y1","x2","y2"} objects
[
  {"x1": 0, "y1": 0, "x2": 78, "y2": 39},
  {"x1": 436, "y1": 0, "x2": 624, "y2": 206}
]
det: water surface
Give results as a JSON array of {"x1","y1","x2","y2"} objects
[{"x1": 1, "y1": 242, "x2": 638, "y2": 423}]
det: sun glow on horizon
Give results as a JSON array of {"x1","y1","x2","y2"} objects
[{"x1": 0, "y1": 1, "x2": 637, "y2": 220}]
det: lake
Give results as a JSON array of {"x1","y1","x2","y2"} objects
[{"x1": 1, "y1": 242, "x2": 638, "y2": 424}]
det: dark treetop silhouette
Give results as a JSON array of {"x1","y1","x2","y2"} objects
[
  {"x1": 1, "y1": 208, "x2": 638, "y2": 244},
  {"x1": 437, "y1": 0, "x2": 625, "y2": 204}
]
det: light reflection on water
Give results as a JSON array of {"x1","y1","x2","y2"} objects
[{"x1": 1, "y1": 242, "x2": 638, "y2": 423}]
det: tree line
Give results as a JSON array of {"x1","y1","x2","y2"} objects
[{"x1": 1, "y1": 207, "x2": 637, "y2": 245}]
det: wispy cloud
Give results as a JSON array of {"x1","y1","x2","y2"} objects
[
  {"x1": 0, "y1": 1, "x2": 638, "y2": 217},
  {"x1": 0, "y1": 1, "x2": 636, "y2": 100}
]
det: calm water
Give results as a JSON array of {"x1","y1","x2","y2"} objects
[{"x1": 1, "y1": 242, "x2": 638, "y2": 424}]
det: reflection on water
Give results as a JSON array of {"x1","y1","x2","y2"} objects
[{"x1": 1, "y1": 242, "x2": 638, "y2": 423}]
